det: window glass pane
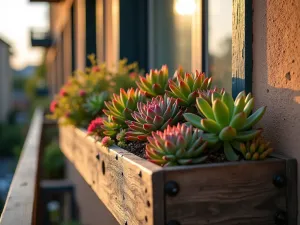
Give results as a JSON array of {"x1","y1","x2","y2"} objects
[
  {"x1": 208, "y1": 0, "x2": 232, "y2": 92},
  {"x1": 149, "y1": 0, "x2": 200, "y2": 73}
]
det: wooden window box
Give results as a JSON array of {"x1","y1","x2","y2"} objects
[{"x1": 59, "y1": 125, "x2": 297, "y2": 225}]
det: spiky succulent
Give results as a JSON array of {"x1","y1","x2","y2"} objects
[
  {"x1": 198, "y1": 87, "x2": 225, "y2": 105},
  {"x1": 146, "y1": 124, "x2": 208, "y2": 166},
  {"x1": 136, "y1": 65, "x2": 169, "y2": 97},
  {"x1": 84, "y1": 92, "x2": 109, "y2": 116},
  {"x1": 102, "y1": 88, "x2": 146, "y2": 137},
  {"x1": 126, "y1": 95, "x2": 183, "y2": 141},
  {"x1": 103, "y1": 88, "x2": 146, "y2": 126},
  {"x1": 234, "y1": 136, "x2": 273, "y2": 160},
  {"x1": 167, "y1": 71, "x2": 212, "y2": 107},
  {"x1": 184, "y1": 91, "x2": 266, "y2": 161}
]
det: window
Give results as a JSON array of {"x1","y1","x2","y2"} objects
[{"x1": 148, "y1": 0, "x2": 232, "y2": 91}]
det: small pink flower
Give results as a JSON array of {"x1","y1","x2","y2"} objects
[
  {"x1": 101, "y1": 136, "x2": 114, "y2": 147},
  {"x1": 92, "y1": 66, "x2": 101, "y2": 73},
  {"x1": 87, "y1": 118, "x2": 104, "y2": 135},
  {"x1": 79, "y1": 90, "x2": 87, "y2": 97},
  {"x1": 50, "y1": 100, "x2": 58, "y2": 113},
  {"x1": 59, "y1": 89, "x2": 68, "y2": 97}
]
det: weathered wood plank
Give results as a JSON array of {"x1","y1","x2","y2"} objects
[
  {"x1": 59, "y1": 126, "x2": 165, "y2": 225},
  {"x1": 232, "y1": 0, "x2": 253, "y2": 97},
  {"x1": 272, "y1": 153, "x2": 298, "y2": 225},
  {"x1": 164, "y1": 159, "x2": 287, "y2": 225},
  {"x1": 0, "y1": 108, "x2": 44, "y2": 225}
]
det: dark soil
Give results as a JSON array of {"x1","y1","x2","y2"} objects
[
  {"x1": 204, "y1": 150, "x2": 228, "y2": 163},
  {"x1": 123, "y1": 141, "x2": 147, "y2": 159},
  {"x1": 122, "y1": 141, "x2": 233, "y2": 164}
]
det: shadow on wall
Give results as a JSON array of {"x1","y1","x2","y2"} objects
[{"x1": 252, "y1": 0, "x2": 300, "y2": 157}]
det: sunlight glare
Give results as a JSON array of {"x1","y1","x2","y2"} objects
[{"x1": 174, "y1": 0, "x2": 196, "y2": 16}]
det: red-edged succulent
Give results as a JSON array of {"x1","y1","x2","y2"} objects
[
  {"x1": 102, "y1": 88, "x2": 146, "y2": 137},
  {"x1": 126, "y1": 95, "x2": 183, "y2": 141},
  {"x1": 136, "y1": 65, "x2": 169, "y2": 97},
  {"x1": 146, "y1": 123, "x2": 208, "y2": 166},
  {"x1": 167, "y1": 71, "x2": 212, "y2": 107}
]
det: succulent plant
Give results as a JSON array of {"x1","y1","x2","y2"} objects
[
  {"x1": 136, "y1": 65, "x2": 169, "y2": 97},
  {"x1": 84, "y1": 92, "x2": 109, "y2": 116},
  {"x1": 103, "y1": 88, "x2": 146, "y2": 127},
  {"x1": 145, "y1": 124, "x2": 208, "y2": 166},
  {"x1": 184, "y1": 91, "x2": 266, "y2": 161},
  {"x1": 87, "y1": 117, "x2": 105, "y2": 137},
  {"x1": 167, "y1": 71, "x2": 212, "y2": 107},
  {"x1": 198, "y1": 87, "x2": 225, "y2": 105},
  {"x1": 101, "y1": 116, "x2": 121, "y2": 137},
  {"x1": 234, "y1": 136, "x2": 273, "y2": 160},
  {"x1": 101, "y1": 136, "x2": 114, "y2": 147},
  {"x1": 126, "y1": 95, "x2": 183, "y2": 141}
]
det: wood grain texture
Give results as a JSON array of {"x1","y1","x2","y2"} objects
[
  {"x1": 164, "y1": 159, "x2": 287, "y2": 225},
  {"x1": 232, "y1": 0, "x2": 252, "y2": 97},
  {"x1": 0, "y1": 108, "x2": 44, "y2": 225},
  {"x1": 272, "y1": 153, "x2": 298, "y2": 225},
  {"x1": 60, "y1": 126, "x2": 296, "y2": 225},
  {"x1": 59, "y1": 126, "x2": 164, "y2": 225}
]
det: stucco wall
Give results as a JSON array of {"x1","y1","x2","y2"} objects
[{"x1": 252, "y1": 0, "x2": 300, "y2": 218}]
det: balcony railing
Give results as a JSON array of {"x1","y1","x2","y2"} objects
[
  {"x1": 0, "y1": 108, "x2": 43, "y2": 225},
  {"x1": 30, "y1": 30, "x2": 53, "y2": 48}
]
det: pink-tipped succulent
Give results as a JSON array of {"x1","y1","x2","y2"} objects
[
  {"x1": 102, "y1": 88, "x2": 146, "y2": 136},
  {"x1": 50, "y1": 100, "x2": 58, "y2": 113},
  {"x1": 198, "y1": 87, "x2": 225, "y2": 105},
  {"x1": 136, "y1": 65, "x2": 169, "y2": 97},
  {"x1": 167, "y1": 71, "x2": 212, "y2": 107},
  {"x1": 101, "y1": 136, "x2": 114, "y2": 147},
  {"x1": 146, "y1": 124, "x2": 208, "y2": 166},
  {"x1": 87, "y1": 117, "x2": 104, "y2": 136},
  {"x1": 126, "y1": 95, "x2": 183, "y2": 141}
]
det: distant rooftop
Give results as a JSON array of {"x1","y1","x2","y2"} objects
[{"x1": 0, "y1": 37, "x2": 11, "y2": 47}]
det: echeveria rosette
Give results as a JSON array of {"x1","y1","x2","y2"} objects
[
  {"x1": 198, "y1": 87, "x2": 225, "y2": 105},
  {"x1": 101, "y1": 116, "x2": 121, "y2": 137},
  {"x1": 166, "y1": 71, "x2": 212, "y2": 107},
  {"x1": 83, "y1": 91, "x2": 109, "y2": 116},
  {"x1": 146, "y1": 124, "x2": 208, "y2": 167},
  {"x1": 126, "y1": 95, "x2": 183, "y2": 141},
  {"x1": 102, "y1": 88, "x2": 146, "y2": 137},
  {"x1": 234, "y1": 135, "x2": 273, "y2": 160},
  {"x1": 183, "y1": 91, "x2": 266, "y2": 161},
  {"x1": 136, "y1": 65, "x2": 169, "y2": 97}
]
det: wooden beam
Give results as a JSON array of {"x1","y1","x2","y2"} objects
[
  {"x1": 232, "y1": 0, "x2": 253, "y2": 97},
  {"x1": 0, "y1": 108, "x2": 44, "y2": 225}
]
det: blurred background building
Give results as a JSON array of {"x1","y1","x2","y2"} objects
[{"x1": 0, "y1": 38, "x2": 12, "y2": 123}]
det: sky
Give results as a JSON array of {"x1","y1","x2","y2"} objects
[{"x1": 0, "y1": 0, "x2": 49, "y2": 70}]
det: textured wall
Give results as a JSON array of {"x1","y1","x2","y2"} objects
[{"x1": 253, "y1": 0, "x2": 300, "y2": 216}]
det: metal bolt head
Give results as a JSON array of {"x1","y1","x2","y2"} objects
[
  {"x1": 165, "y1": 181, "x2": 179, "y2": 197},
  {"x1": 274, "y1": 210, "x2": 287, "y2": 225},
  {"x1": 166, "y1": 220, "x2": 181, "y2": 225},
  {"x1": 273, "y1": 175, "x2": 286, "y2": 188}
]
